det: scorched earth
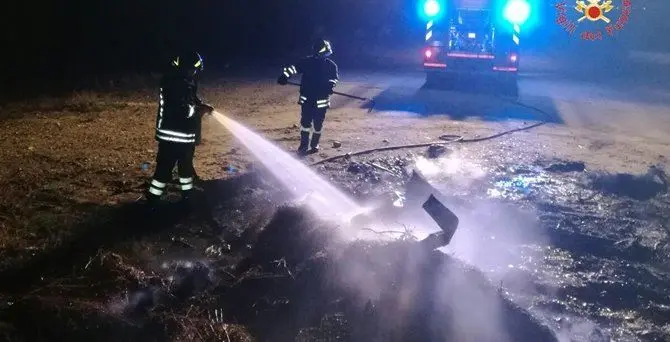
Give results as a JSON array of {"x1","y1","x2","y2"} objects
[{"x1": 0, "y1": 67, "x2": 668, "y2": 341}]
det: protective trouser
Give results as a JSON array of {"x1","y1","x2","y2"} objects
[
  {"x1": 298, "y1": 104, "x2": 327, "y2": 152},
  {"x1": 147, "y1": 141, "x2": 196, "y2": 201}
]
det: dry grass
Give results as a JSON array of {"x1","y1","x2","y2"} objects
[
  {"x1": 0, "y1": 86, "x2": 246, "y2": 268},
  {"x1": 0, "y1": 86, "x2": 293, "y2": 340},
  {"x1": 0, "y1": 93, "x2": 155, "y2": 266},
  {"x1": 0, "y1": 84, "x2": 573, "y2": 341}
]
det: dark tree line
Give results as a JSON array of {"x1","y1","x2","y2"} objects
[{"x1": 1, "y1": 0, "x2": 421, "y2": 81}]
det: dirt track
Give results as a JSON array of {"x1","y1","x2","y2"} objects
[
  {"x1": 1, "y1": 74, "x2": 666, "y2": 256},
  {"x1": 0, "y1": 68, "x2": 669, "y2": 341}
]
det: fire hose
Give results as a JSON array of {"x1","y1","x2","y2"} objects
[
  {"x1": 284, "y1": 80, "x2": 554, "y2": 166},
  {"x1": 309, "y1": 99, "x2": 553, "y2": 166},
  {"x1": 287, "y1": 81, "x2": 375, "y2": 113}
]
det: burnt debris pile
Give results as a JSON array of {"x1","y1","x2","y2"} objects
[
  {"x1": 0, "y1": 168, "x2": 560, "y2": 341},
  {"x1": 590, "y1": 166, "x2": 668, "y2": 201}
]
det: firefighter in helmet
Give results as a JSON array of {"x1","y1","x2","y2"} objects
[
  {"x1": 146, "y1": 51, "x2": 214, "y2": 207},
  {"x1": 277, "y1": 38, "x2": 339, "y2": 155}
]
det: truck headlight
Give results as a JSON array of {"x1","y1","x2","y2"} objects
[
  {"x1": 503, "y1": 0, "x2": 531, "y2": 25},
  {"x1": 423, "y1": 0, "x2": 441, "y2": 18}
]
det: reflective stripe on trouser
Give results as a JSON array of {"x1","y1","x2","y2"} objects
[
  {"x1": 155, "y1": 128, "x2": 196, "y2": 143},
  {"x1": 316, "y1": 99, "x2": 329, "y2": 109},
  {"x1": 299, "y1": 104, "x2": 327, "y2": 150},
  {"x1": 149, "y1": 142, "x2": 196, "y2": 197},
  {"x1": 179, "y1": 177, "x2": 193, "y2": 191},
  {"x1": 297, "y1": 96, "x2": 330, "y2": 108},
  {"x1": 149, "y1": 179, "x2": 166, "y2": 196}
]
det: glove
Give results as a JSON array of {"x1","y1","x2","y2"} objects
[
  {"x1": 199, "y1": 103, "x2": 214, "y2": 116},
  {"x1": 277, "y1": 76, "x2": 288, "y2": 85}
]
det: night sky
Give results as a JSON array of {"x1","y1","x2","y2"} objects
[
  {"x1": 1, "y1": 0, "x2": 667, "y2": 92},
  {"x1": 2, "y1": 0, "x2": 424, "y2": 82}
]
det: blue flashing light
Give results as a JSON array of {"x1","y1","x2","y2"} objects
[
  {"x1": 503, "y1": 0, "x2": 531, "y2": 25},
  {"x1": 423, "y1": 0, "x2": 441, "y2": 18}
]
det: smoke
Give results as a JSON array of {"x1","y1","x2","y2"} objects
[
  {"x1": 207, "y1": 112, "x2": 556, "y2": 340},
  {"x1": 411, "y1": 152, "x2": 549, "y2": 279},
  {"x1": 404, "y1": 152, "x2": 553, "y2": 338}
]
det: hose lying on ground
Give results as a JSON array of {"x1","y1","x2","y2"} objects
[{"x1": 310, "y1": 99, "x2": 553, "y2": 166}]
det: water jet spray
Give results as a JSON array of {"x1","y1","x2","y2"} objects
[
  {"x1": 211, "y1": 111, "x2": 361, "y2": 225},
  {"x1": 210, "y1": 110, "x2": 458, "y2": 248}
]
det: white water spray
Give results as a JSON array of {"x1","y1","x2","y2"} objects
[{"x1": 212, "y1": 111, "x2": 362, "y2": 224}]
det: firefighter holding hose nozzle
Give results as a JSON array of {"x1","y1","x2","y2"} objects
[
  {"x1": 277, "y1": 38, "x2": 339, "y2": 155},
  {"x1": 146, "y1": 51, "x2": 214, "y2": 209}
]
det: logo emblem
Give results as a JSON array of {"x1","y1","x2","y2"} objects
[
  {"x1": 555, "y1": 0, "x2": 631, "y2": 40},
  {"x1": 575, "y1": 0, "x2": 613, "y2": 23}
]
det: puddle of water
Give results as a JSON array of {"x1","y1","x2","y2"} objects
[
  {"x1": 341, "y1": 155, "x2": 670, "y2": 341},
  {"x1": 487, "y1": 175, "x2": 539, "y2": 200}
]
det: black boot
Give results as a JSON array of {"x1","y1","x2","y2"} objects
[
  {"x1": 180, "y1": 190, "x2": 195, "y2": 212},
  {"x1": 297, "y1": 131, "x2": 310, "y2": 155},
  {"x1": 309, "y1": 133, "x2": 321, "y2": 154},
  {"x1": 192, "y1": 170, "x2": 203, "y2": 190},
  {"x1": 145, "y1": 192, "x2": 161, "y2": 212}
]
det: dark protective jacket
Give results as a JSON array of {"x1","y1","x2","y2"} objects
[
  {"x1": 155, "y1": 73, "x2": 205, "y2": 144},
  {"x1": 281, "y1": 55, "x2": 339, "y2": 108}
]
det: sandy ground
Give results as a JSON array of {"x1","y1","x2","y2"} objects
[
  {"x1": 201, "y1": 71, "x2": 670, "y2": 175},
  {"x1": 1, "y1": 70, "x2": 668, "y2": 263},
  {"x1": 0, "y1": 67, "x2": 669, "y2": 341}
]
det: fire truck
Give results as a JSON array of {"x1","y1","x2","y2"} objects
[{"x1": 419, "y1": 0, "x2": 532, "y2": 86}]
